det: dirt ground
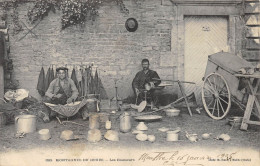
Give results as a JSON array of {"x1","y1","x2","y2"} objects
[{"x1": 0, "y1": 105, "x2": 259, "y2": 153}]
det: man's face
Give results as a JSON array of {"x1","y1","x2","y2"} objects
[
  {"x1": 57, "y1": 70, "x2": 66, "y2": 80},
  {"x1": 142, "y1": 62, "x2": 149, "y2": 71}
]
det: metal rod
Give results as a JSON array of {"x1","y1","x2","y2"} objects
[{"x1": 152, "y1": 78, "x2": 195, "y2": 84}]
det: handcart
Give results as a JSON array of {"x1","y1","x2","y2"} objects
[{"x1": 201, "y1": 52, "x2": 260, "y2": 129}]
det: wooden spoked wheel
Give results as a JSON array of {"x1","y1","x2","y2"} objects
[{"x1": 202, "y1": 73, "x2": 231, "y2": 120}]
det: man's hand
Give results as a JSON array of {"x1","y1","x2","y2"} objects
[
  {"x1": 135, "y1": 88, "x2": 140, "y2": 96},
  {"x1": 54, "y1": 94, "x2": 62, "y2": 98},
  {"x1": 66, "y1": 98, "x2": 73, "y2": 104},
  {"x1": 150, "y1": 82, "x2": 155, "y2": 88}
]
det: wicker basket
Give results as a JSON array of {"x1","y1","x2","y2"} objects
[{"x1": 44, "y1": 99, "x2": 87, "y2": 118}]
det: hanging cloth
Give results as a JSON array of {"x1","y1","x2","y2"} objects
[
  {"x1": 54, "y1": 67, "x2": 57, "y2": 78},
  {"x1": 81, "y1": 67, "x2": 86, "y2": 97},
  {"x1": 71, "y1": 67, "x2": 79, "y2": 90},
  {"x1": 89, "y1": 74, "x2": 95, "y2": 94},
  {"x1": 76, "y1": 66, "x2": 83, "y2": 97},
  {"x1": 93, "y1": 69, "x2": 99, "y2": 94},
  {"x1": 37, "y1": 67, "x2": 46, "y2": 96},
  {"x1": 44, "y1": 67, "x2": 52, "y2": 92},
  {"x1": 98, "y1": 77, "x2": 108, "y2": 99},
  {"x1": 50, "y1": 66, "x2": 55, "y2": 82},
  {"x1": 83, "y1": 67, "x2": 91, "y2": 95},
  {"x1": 76, "y1": 66, "x2": 82, "y2": 82}
]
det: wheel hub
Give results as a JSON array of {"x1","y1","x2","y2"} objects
[{"x1": 214, "y1": 91, "x2": 219, "y2": 98}]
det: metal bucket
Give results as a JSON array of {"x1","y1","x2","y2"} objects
[
  {"x1": 15, "y1": 115, "x2": 37, "y2": 133},
  {"x1": 86, "y1": 99, "x2": 98, "y2": 112}
]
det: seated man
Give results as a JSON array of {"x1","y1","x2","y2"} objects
[
  {"x1": 132, "y1": 59, "x2": 161, "y2": 106},
  {"x1": 44, "y1": 67, "x2": 79, "y2": 120}
]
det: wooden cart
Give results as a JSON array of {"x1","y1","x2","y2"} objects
[{"x1": 201, "y1": 52, "x2": 260, "y2": 129}]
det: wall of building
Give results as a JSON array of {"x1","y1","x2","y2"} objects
[
  {"x1": 3, "y1": 0, "x2": 176, "y2": 100},
  {"x1": 1, "y1": 0, "x2": 253, "y2": 101}
]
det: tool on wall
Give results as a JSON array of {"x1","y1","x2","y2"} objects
[{"x1": 18, "y1": 21, "x2": 41, "y2": 41}]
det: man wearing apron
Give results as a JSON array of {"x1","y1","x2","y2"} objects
[{"x1": 44, "y1": 67, "x2": 79, "y2": 121}]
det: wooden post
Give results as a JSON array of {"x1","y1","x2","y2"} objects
[
  {"x1": 0, "y1": 33, "x2": 4, "y2": 98},
  {"x1": 0, "y1": 65, "x2": 3, "y2": 98},
  {"x1": 241, "y1": 95, "x2": 255, "y2": 130},
  {"x1": 178, "y1": 81, "x2": 193, "y2": 116}
]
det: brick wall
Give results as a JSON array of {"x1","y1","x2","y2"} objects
[
  {"x1": 2, "y1": 0, "x2": 252, "y2": 101},
  {"x1": 4, "y1": 0, "x2": 176, "y2": 100}
]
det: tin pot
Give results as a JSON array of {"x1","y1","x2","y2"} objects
[
  {"x1": 89, "y1": 114, "x2": 100, "y2": 129},
  {"x1": 167, "y1": 130, "x2": 179, "y2": 142},
  {"x1": 228, "y1": 116, "x2": 243, "y2": 128},
  {"x1": 165, "y1": 108, "x2": 180, "y2": 117},
  {"x1": 86, "y1": 99, "x2": 98, "y2": 112},
  {"x1": 105, "y1": 120, "x2": 112, "y2": 130},
  {"x1": 38, "y1": 129, "x2": 51, "y2": 140},
  {"x1": 15, "y1": 114, "x2": 37, "y2": 133},
  {"x1": 120, "y1": 112, "x2": 131, "y2": 133}
]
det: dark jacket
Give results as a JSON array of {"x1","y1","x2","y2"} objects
[{"x1": 132, "y1": 69, "x2": 161, "y2": 90}]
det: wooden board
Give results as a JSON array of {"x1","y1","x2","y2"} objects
[{"x1": 242, "y1": 50, "x2": 260, "y2": 61}]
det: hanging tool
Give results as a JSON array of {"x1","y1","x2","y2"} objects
[{"x1": 18, "y1": 21, "x2": 41, "y2": 41}]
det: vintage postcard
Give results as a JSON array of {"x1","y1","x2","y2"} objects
[{"x1": 0, "y1": 0, "x2": 259, "y2": 166}]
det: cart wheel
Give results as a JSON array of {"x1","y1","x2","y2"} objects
[{"x1": 202, "y1": 73, "x2": 231, "y2": 120}]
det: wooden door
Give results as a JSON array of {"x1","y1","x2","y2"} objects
[{"x1": 184, "y1": 16, "x2": 228, "y2": 103}]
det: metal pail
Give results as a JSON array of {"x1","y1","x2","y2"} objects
[{"x1": 15, "y1": 115, "x2": 37, "y2": 133}]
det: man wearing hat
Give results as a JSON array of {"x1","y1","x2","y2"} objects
[
  {"x1": 132, "y1": 59, "x2": 161, "y2": 106},
  {"x1": 45, "y1": 67, "x2": 79, "y2": 105}
]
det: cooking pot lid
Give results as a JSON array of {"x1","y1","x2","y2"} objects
[{"x1": 135, "y1": 115, "x2": 162, "y2": 121}]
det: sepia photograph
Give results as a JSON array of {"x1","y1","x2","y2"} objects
[{"x1": 0, "y1": 0, "x2": 259, "y2": 166}]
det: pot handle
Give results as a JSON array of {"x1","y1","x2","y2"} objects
[{"x1": 15, "y1": 117, "x2": 19, "y2": 123}]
